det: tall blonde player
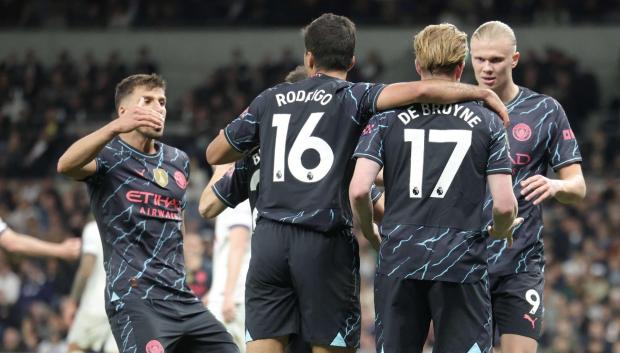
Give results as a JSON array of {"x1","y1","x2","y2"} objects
[
  {"x1": 470, "y1": 21, "x2": 586, "y2": 353},
  {"x1": 207, "y1": 200, "x2": 252, "y2": 352},
  {"x1": 67, "y1": 221, "x2": 119, "y2": 353}
]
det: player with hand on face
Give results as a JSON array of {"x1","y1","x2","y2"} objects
[
  {"x1": 58, "y1": 74, "x2": 238, "y2": 353},
  {"x1": 350, "y1": 23, "x2": 521, "y2": 353},
  {"x1": 470, "y1": 21, "x2": 586, "y2": 353}
]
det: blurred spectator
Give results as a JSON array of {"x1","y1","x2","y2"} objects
[{"x1": 1, "y1": 1, "x2": 619, "y2": 27}]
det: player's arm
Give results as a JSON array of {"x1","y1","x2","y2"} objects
[
  {"x1": 207, "y1": 95, "x2": 262, "y2": 165},
  {"x1": 376, "y1": 81, "x2": 509, "y2": 126},
  {"x1": 520, "y1": 164, "x2": 586, "y2": 205},
  {"x1": 57, "y1": 99, "x2": 164, "y2": 180},
  {"x1": 205, "y1": 130, "x2": 245, "y2": 165},
  {"x1": 0, "y1": 228, "x2": 81, "y2": 259},
  {"x1": 69, "y1": 253, "x2": 96, "y2": 303},
  {"x1": 222, "y1": 225, "x2": 251, "y2": 323},
  {"x1": 199, "y1": 163, "x2": 234, "y2": 218},
  {"x1": 487, "y1": 174, "x2": 522, "y2": 246},
  {"x1": 350, "y1": 158, "x2": 382, "y2": 250}
]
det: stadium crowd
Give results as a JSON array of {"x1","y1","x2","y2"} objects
[
  {"x1": 0, "y1": 45, "x2": 619, "y2": 353},
  {"x1": 0, "y1": 0, "x2": 619, "y2": 27}
]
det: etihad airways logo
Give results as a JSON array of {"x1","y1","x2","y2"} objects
[{"x1": 125, "y1": 190, "x2": 182, "y2": 220}]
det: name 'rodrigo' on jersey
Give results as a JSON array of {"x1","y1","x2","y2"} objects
[
  {"x1": 85, "y1": 137, "x2": 196, "y2": 306},
  {"x1": 354, "y1": 102, "x2": 511, "y2": 283},
  {"x1": 223, "y1": 74, "x2": 385, "y2": 232},
  {"x1": 484, "y1": 86, "x2": 582, "y2": 276}
]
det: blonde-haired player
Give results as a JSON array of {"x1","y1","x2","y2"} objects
[
  {"x1": 350, "y1": 23, "x2": 520, "y2": 353},
  {"x1": 471, "y1": 21, "x2": 586, "y2": 353}
]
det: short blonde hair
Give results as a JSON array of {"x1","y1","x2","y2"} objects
[
  {"x1": 414, "y1": 23, "x2": 468, "y2": 75},
  {"x1": 472, "y1": 21, "x2": 517, "y2": 51}
]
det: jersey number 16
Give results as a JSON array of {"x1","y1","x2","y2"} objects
[{"x1": 272, "y1": 112, "x2": 334, "y2": 183}]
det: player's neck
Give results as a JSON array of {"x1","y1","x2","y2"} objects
[
  {"x1": 420, "y1": 74, "x2": 455, "y2": 82},
  {"x1": 496, "y1": 82, "x2": 520, "y2": 104},
  {"x1": 119, "y1": 131, "x2": 157, "y2": 154},
  {"x1": 313, "y1": 69, "x2": 347, "y2": 80}
]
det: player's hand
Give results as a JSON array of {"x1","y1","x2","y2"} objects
[
  {"x1": 222, "y1": 297, "x2": 236, "y2": 323},
  {"x1": 110, "y1": 98, "x2": 164, "y2": 134},
  {"x1": 60, "y1": 238, "x2": 82, "y2": 260},
  {"x1": 521, "y1": 175, "x2": 562, "y2": 205},
  {"x1": 201, "y1": 294, "x2": 209, "y2": 307},
  {"x1": 481, "y1": 89, "x2": 510, "y2": 128},
  {"x1": 487, "y1": 217, "x2": 524, "y2": 247}
]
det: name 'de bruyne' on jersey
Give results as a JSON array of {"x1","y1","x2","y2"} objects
[{"x1": 396, "y1": 103, "x2": 483, "y2": 128}]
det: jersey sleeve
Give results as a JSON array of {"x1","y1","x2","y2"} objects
[
  {"x1": 548, "y1": 100, "x2": 582, "y2": 171},
  {"x1": 81, "y1": 222, "x2": 102, "y2": 256},
  {"x1": 352, "y1": 111, "x2": 391, "y2": 167},
  {"x1": 370, "y1": 184, "x2": 383, "y2": 204},
  {"x1": 349, "y1": 82, "x2": 387, "y2": 125},
  {"x1": 223, "y1": 93, "x2": 265, "y2": 153},
  {"x1": 0, "y1": 217, "x2": 7, "y2": 235},
  {"x1": 83, "y1": 144, "x2": 115, "y2": 185},
  {"x1": 212, "y1": 160, "x2": 250, "y2": 209},
  {"x1": 486, "y1": 114, "x2": 513, "y2": 175}
]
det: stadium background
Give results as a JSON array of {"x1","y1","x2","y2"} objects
[{"x1": 0, "y1": 1, "x2": 619, "y2": 352}]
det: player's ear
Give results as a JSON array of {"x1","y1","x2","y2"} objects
[
  {"x1": 348, "y1": 55, "x2": 356, "y2": 71},
  {"x1": 455, "y1": 61, "x2": 465, "y2": 81},
  {"x1": 305, "y1": 51, "x2": 314, "y2": 71},
  {"x1": 512, "y1": 51, "x2": 520, "y2": 69},
  {"x1": 415, "y1": 59, "x2": 422, "y2": 77}
]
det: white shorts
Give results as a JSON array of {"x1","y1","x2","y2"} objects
[
  {"x1": 67, "y1": 309, "x2": 118, "y2": 353},
  {"x1": 210, "y1": 302, "x2": 246, "y2": 353}
]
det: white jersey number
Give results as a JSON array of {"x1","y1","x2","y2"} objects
[
  {"x1": 404, "y1": 129, "x2": 472, "y2": 198},
  {"x1": 272, "y1": 113, "x2": 334, "y2": 183}
]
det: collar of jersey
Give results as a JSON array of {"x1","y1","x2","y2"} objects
[
  {"x1": 116, "y1": 137, "x2": 163, "y2": 158},
  {"x1": 506, "y1": 86, "x2": 525, "y2": 109}
]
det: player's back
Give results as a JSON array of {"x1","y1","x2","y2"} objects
[
  {"x1": 226, "y1": 74, "x2": 384, "y2": 232},
  {"x1": 355, "y1": 101, "x2": 510, "y2": 282},
  {"x1": 382, "y1": 102, "x2": 504, "y2": 229}
]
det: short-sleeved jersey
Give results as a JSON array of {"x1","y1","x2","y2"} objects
[
  {"x1": 224, "y1": 74, "x2": 385, "y2": 232},
  {"x1": 484, "y1": 87, "x2": 582, "y2": 276},
  {"x1": 213, "y1": 151, "x2": 383, "y2": 212},
  {"x1": 209, "y1": 200, "x2": 252, "y2": 306},
  {"x1": 354, "y1": 101, "x2": 511, "y2": 283},
  {"x1": 0, "y1": 217, "x2": 7, "y2": 235},
  {"x1": 85, "y1": 137, "x2": 196, "y2": 305},
  {"x1": 79, "y1": 221, "x2": 107, "y2": 314}
]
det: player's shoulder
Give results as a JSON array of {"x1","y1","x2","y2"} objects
[
  {"x1": 82, "y1": 221, "x2": 100, "y2": 239},
  {"x1": 509, "y1": 86, "x2": 562, "y2": 112},
  {"x1": 160, "y1": 142, "x2": 189, "y2": 161},
  {"x1": 457, "y1": 100, "x2": 501, "y2": 125},
  {"x1": 370, "y1": 107, "x2": 399, "y2": 123},
  {"x1": 0, "y1": 217, "x2": 7, "y2": 235}
]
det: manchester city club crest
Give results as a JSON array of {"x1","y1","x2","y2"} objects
[{"x1": 153, "y1": 168, "x2": 169, "y2": 187}]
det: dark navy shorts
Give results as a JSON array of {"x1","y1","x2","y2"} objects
[
  {"x1": 106, "y1": 298, "x2": 239, "y2": 353},
  {"x1": 374, "y1": 274, "x2": 492, "y2": 353},
  {"x1": 245, "y1": 218, "x2": 360, "y2": 349},
  {"x1": 490, "y1": 271, "x2": 544, "y2": 343}
]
